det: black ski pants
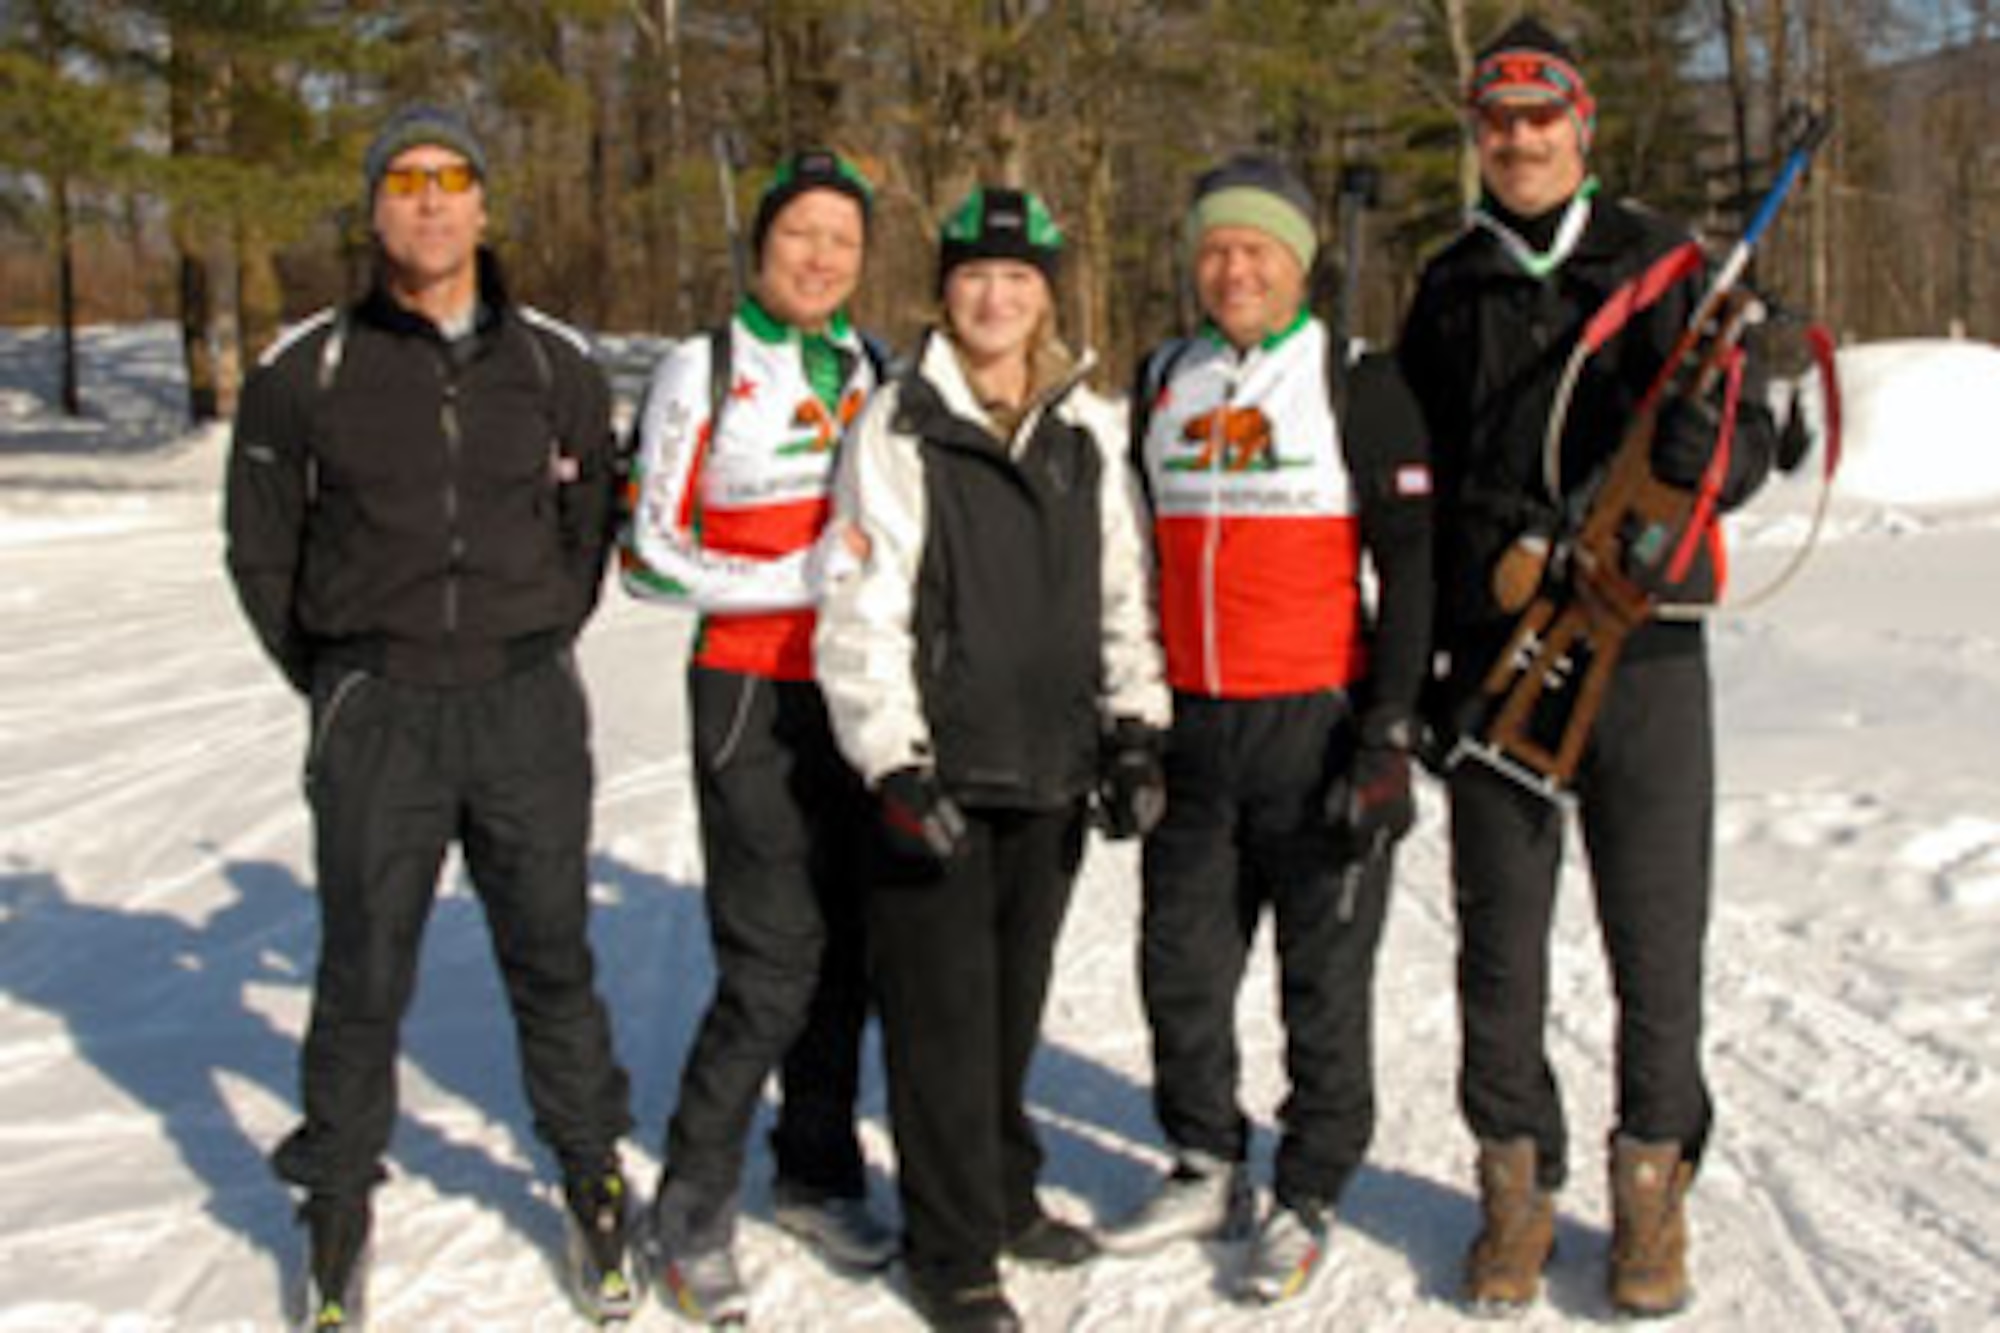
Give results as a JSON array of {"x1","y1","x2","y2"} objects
[
  {"x1": 1449, "y1": 645, "x2": 1715, "y2": 1191},
  {"x1": 658, "y1": 668, "x2": 872, "y2": 1235},
  {"x1": 867, "y1": 804, "x2": 1085, "y2": 1291},
  {"x1": 1139, "y1": 691, "x2": 1392, "y2": 1212},
  {"x1": 272, "y1": 655, "x2": 632, "y2": 1199}
]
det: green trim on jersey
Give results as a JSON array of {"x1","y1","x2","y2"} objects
[{"x1": 1198, "y1": 305, "x2": 1310, "y2": 354}]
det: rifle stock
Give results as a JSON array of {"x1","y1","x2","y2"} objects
[
  {"x1": 1449, "y1": 111, "x2": 1828, "y2": 800},
  {"x1": 1460, "y1": 290, "x2": 1753, "y2": 796}
]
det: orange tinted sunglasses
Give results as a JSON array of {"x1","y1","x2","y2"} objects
[
  {"x1": 1475, "y1": 101, "x2": 1571, "y2": 135},
  {"x1": 379, "y1": 163, "x2": 480, "y2": 197}
]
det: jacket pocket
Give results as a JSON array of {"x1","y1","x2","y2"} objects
[
  {"x1": 691, "y1": 669, "x2": 761, "y2": 776},
  {"x1": 305, "y1": 668, "x2": 372, "y2": 783}
]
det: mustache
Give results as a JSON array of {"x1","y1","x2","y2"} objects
[{"x1": 1492, "y1": 144, "x2": 1556, "y2": 170}]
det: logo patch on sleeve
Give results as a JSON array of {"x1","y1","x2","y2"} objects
[{"x1": 1394, "y1": 463, "x2": 1433, "y2": 497}]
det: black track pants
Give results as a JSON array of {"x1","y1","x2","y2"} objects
[
  {"x1": 1449, "y1": 647, "x2": 1715, "y2": 1190},
  {"x1": 1139, "y1": 691, "x2": 1391, "y2": 1210},
  {"x1": 272, "y1": 656, "x2": 632, "y2": 1197},
  {"x1": 867, "y1": 805, "x2": 1084, "y2": 1291},
  {"x1": 660, "y1": 668, "x2": 872, "y2": 1225}
]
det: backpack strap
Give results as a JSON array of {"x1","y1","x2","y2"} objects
[
  {"x1": 518, "y1": 316, "x2": 556, "y2": 395},
  {"x1": 1325, "y1": 320, "x2": 1353, "y2": 427},
  {"x1": 859, "y1": 331, "x2": 894, "y2": 385},
  {"x1": 1130, "y1": 337, "x2": 1196, "y2": 452},
  {"x1": 708, "y1": 324, "x2": 734, "y2": 442},
  {"x1": 1129, "y1": 336, "x2": 1198, "y2": 514},
  {"x1": 315, "y1": 311, "x2": 350, "y2": 394},
  {"x1": 303, "y1": 311, "x2": 353, "y2": 505}
]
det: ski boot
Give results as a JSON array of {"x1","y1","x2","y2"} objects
[
  {"x1": 564, "y1": 1166, "x2": 642, "y2": 1325},
  {"x1": 297, "y1": 1192, "x2": 371, "y2": 1332},
  {"x1": 1100, "y1": 1151, "x2": 1253, "y2": 1255},
  {"x1": 770, "y1": 1178, "x2": 897, "y2": 1272},
  {"x1": 1238, "y1": 1198, "x2": 1330, "y2": 1305},
  {"x1": 650, "y1": 1189, "x2": 749, "y2": 1328}
]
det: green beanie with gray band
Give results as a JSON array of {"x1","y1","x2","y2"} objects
[{"x1": 1187, "y1": 153, "x2": 1318, "y2": 274}]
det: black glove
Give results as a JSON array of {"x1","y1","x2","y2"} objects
[
  {"x1": 1650, "y1": 394, "x2": 1722, "y2": 489},
  {"x1": 1095, "y1": 718, "x2": 1166, "y2": 841},
  {"x1": 1324, "y1": 743, "x2": 1416, "y2": 855},
  {"x1": 878, "y1": 766, "x2": 968, "y2": 863},
  {"x1": 1776, "y1": 391, "x2": 1813, "y2": 474}
]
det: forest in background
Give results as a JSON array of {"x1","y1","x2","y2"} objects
[{"x1": 3, "y1": 0, "x2": 1996, "y2": 421}]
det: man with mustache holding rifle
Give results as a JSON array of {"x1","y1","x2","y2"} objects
[{"x1": 1399, "y1": 17, "x2": 1778, "y2": 1319}]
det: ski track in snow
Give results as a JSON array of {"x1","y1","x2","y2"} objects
[{"x1": 4, "y1": 327, "x2": 2000, "y2": 1330}]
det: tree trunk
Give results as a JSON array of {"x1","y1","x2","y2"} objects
[
  {"x1": 1806, "y1": 0, "x2": 1833, "y2": 325},
  {"x1": 586, "y1": 20, "x2": 617, "y2": 328},
  {"x1": 236, "y1": 217, "x2": 282, "y2": 370},
  {"x1": 663, "y1": 0, "x2": 693, "y2": 330},
  {"x1": 54, "y1": 171, "x2": 81, "y2": 418},
  {"x1": 168, "y1": 20, "x2": 222, "y2": 423},
  {"x1": 177, "y1": 251, "x2": 220, "y2": 423},
  {"x1": 1718, "y1": 0, "x2": 1755, "y2": 235},
  {"x1": 1078, "y1": 127, "x2": 1112, "y2": 363},
  {"x1": 1441, "y1": 0, "x2": 1478, "y2": 210}
]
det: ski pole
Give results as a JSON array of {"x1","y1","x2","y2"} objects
[
  {"x1": 1687, "y1": 111, "x2": 1832, "y2": 368},
  {"x1": 712, "y1": 128, "x2": 746, "y2": 303}
]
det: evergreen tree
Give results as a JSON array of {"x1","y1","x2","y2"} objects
[{"x1": 0, "y1": 0, "x2": 141, "y2": 416}]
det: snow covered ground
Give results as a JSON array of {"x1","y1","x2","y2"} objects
[{"x1": 3, "y1": 324, "x2": 1999, "y2": 1331}]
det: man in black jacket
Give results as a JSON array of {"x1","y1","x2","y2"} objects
[
  {"x1": 224, "y1": 104, "x2": 635, "y2": 1328},
  {"x1": 1398, "y1": 19, "x2": 1775, "y2": 1318}
]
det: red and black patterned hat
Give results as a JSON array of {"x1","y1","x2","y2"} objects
[{"x1": 1467, "y1": 17, "x2": 1597, "y2": 150}]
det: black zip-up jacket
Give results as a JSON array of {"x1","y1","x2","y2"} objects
[
  {"x1": 225, "y1": 250, "x2": 618, "y2": 691},
  {"x1": 1399, "y1": 193, "x2": 1775, "y2": 681},
  {"x1": 895, "y1": 363, "x2": 1107, "y2": 809}
]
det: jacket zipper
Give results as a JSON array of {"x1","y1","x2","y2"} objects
[{"x1": 439, "y1": 362, "x2": 464, "y2": 663}]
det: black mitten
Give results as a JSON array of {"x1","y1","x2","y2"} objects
[
  {"x1": 1650, "y1": 394, "x2": 1722, "y2": 489},
  {"x1": 1325, "y1": 743, "x2": 1416, "y2": 854},
  {"x1": 1096, "y1": 718, "x2": 1166, "y2": 841},
  {"x1": 878, "y1": 767, "x2": 968, "y2": 863}
]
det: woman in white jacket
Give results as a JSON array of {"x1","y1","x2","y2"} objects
[{"x1": 815, "y1": 186, "x2": 1169, "y2": 1332}]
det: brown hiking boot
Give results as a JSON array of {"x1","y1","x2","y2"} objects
[
  {"x1": 1608, "y1": 1136, "x2": 1694, "y2": 1317},
  {"x1": 1462, "y1": 1138, "x2": 1556, "y2": 1313}
]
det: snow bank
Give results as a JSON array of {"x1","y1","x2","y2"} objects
[{"x1": 1812, "y1": 338, "x2": 2000, "y2": 508}]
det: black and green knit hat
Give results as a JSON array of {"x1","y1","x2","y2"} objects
[
  {"x1": 751, "y1": 148, "x2": 875, "y2": 259},
  {"x1": 937, "y1": 186, "x2": 1064, "y2": 291}
]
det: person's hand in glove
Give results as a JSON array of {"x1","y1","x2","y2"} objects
[
  {"x1": 1650, "y1": 393, "x2": 1722, "y2": 489},
  {"x1": 1324, "y1": 741, "x2": 1416, "y2": 857},
  {"x1": 878, "y1": 766, "x2": 968, "y2": 864},
  {"x1": 1096, "y1": 717, "x2": 1166, "y2": 841}
]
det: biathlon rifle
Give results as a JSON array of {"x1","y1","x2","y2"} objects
[{"x1": 1453, "y1": 112, "x2": 1833, "y2": 801}]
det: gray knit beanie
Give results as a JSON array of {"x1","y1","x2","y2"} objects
[{"x1": 363, "y1": 104, "x2": 488, "y2": 202}]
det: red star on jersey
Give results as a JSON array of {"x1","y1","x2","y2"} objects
[{"x1": 731, "y1": 375, "x2": 758, "y2": 402}]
